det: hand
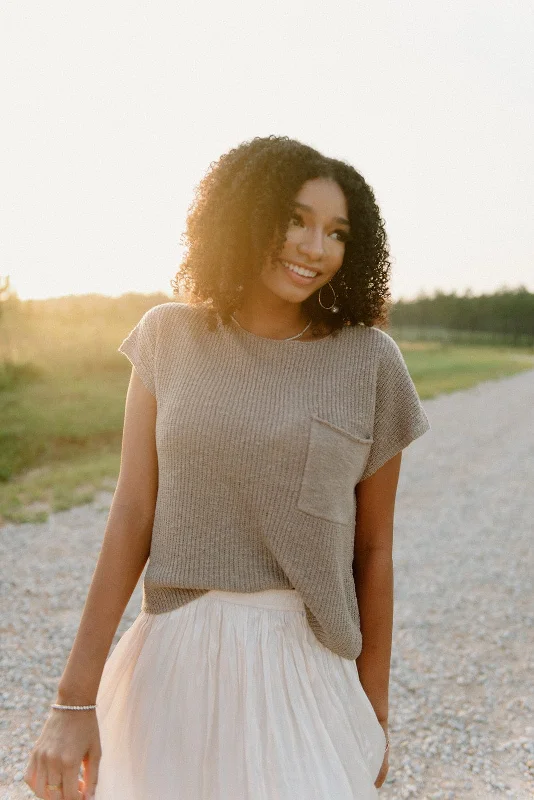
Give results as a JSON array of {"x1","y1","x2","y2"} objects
[
  {"x1": 24, "y1": 708, "x2": 101, "y2": 800},
  {"x1": 374, "y1": 721, "x2": 389, "y2": 789}
]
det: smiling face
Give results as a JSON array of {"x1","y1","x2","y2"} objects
[{"x1": 259, "y1": 177, "x2": 350, "y2": 305}]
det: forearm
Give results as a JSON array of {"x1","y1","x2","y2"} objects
[
  {"x1": 55, "y1": 499, "x2": 154, "y2": 705},
  {"x1": 353, "y1": 549, "x2": 393, "y2": 722}
]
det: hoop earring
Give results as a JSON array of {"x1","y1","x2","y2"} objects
[{"x1": 318, "y1": 281, "x2": 340, "y2": 313}]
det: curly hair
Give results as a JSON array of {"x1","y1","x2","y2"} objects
[{"x1": 171, "y1": 136, "x2": 391, "y2": 335}]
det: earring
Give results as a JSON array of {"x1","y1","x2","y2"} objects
[{"x1": 318, "y1": 281, "x2": 340, "y2": 313}]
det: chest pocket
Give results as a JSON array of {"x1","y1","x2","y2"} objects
[{"x1": 297, "y1": 415, "x2": 373, "y2": 525}]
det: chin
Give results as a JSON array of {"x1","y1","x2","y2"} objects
[
  {"x1": 271, "y1": 284, "x2": 314, "y2": 305},
  {"x1": 260, "y1": 273, "x2": 316, "y2": 305}
]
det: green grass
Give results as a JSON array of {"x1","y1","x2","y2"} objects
[
  {"x1": 0, "y1": 363, "x2": 129, "y2": 481},
  {"x1": 399, "y1": 342, "x2": 534, "y2": 399},
  {"x1": 0, "y1": 452, "x2": 120, "y2": 524},
  {"x1": 0, "y1": 360, "x2": 128, "y2": 523},
  {"x1": 389, "y1": 325, "x2": 534, "y2": 348},
  {"x1": 1, "y1": 336, "x2": 533, "y2": 525}
]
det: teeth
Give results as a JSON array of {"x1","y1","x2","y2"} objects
[{"x1": 282, "y1": 261, "x2": 318, "y2": 278}]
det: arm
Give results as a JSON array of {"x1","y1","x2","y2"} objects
[
  {"x1": 25, "y1": 367, "x2": 158, "y2": 800},
  {"x1": 353, "y1": 451, "x2": 402, "y2": 724},
  {"x1": 56, "y1": 367, "x2": 158, "y2": 704}
]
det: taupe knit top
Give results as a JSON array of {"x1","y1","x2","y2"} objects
[{"x1": 118, "y1": 301, "x2": 430, "y2": 660}]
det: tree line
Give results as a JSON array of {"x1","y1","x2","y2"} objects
[
  {"x1": 389, "y1": 287, "x2": 534, "y2": 346},
  {"x1": 1, "y1": 279, "x2": 533, "y2": 353}
]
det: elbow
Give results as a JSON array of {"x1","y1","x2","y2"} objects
[
  {"x1": 353, "y1": 545, "x2": 393, "y2": 574},
  {"x1": 108, "y1": 491, "x2": 157, "y2": 535}
]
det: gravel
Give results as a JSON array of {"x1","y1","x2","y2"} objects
[{"x1": 1, "y1": 369, "x2": 533, "y2": 799}]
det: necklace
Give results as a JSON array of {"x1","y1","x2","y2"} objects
[{"x1": 230, "y1": 314, "x2": 312, "y2": 341}]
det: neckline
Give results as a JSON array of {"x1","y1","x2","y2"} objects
[
  {"x1": 225, "y1": 315, "x2": 344, "y2": 346},
  {"x1": 230, "y1": 313, "x2": 314, "y2": 342}
]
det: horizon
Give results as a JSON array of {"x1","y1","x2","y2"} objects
[{"x1": 5, "y1": 281, "x2": 533, "y2": 306}]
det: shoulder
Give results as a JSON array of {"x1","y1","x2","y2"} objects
[
  {"x1": 136, "y1": 301, "x2": 203, "y2": 338},
  {"x1": 343, "y1": 324, "x2": 404, "y2": 367},
  {"x1": 361, "y1": 325, "x2": 401, "y2": 353},
  {"x1": 362, "y1": 326, "x2": 408, "y2": 369},
  {"x1": 138, "y1": 301, "x2": 188, "y2": 325}
]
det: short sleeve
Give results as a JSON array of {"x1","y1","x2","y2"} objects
[
  {"x1": 118, "y1": 306, "x2": 161, "y2": 396},
  {"x1": 360, "y1": 333, "x2": 430, "y2": 481}
]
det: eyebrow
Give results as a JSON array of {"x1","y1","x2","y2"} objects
[{"x1": 293, "y1": 202, "x2": 350, "y2": 227}]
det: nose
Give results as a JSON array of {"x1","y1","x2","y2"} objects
[{"x1": 296, "y1": 227, "x2": 325, "y2": 261}]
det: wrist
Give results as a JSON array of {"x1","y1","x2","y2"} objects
[{"x1": 55, "y1": 686, "x2": 98, "y2": 706}]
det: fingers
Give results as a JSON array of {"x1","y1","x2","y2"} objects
[
  {"x1": 82, "y1": 745, "x2": 102, "y2": 799},
  {"x1": 57, "y1": 760, "x2": 82, "y2": 799},
  {"x1": 23, "y1": 750, "x2": 36, "y2": 789},
  {"x1": 23, "y1": 756, "x2": 39, "y2": 797},
  {"x1": 43, "y1": 779, "x2": 64, "y2": 800},
  {"x1": 31, "y1": 755, "x2": 48, "y2": 798},
  {"x1": 23, "y1": 749, "x2": 49, "y2": 798},
  {"x1": 23, "y1": 751, "x2": 83, "y2": 800}
]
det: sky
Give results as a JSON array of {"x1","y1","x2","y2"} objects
[{"x1": 1, "y1": 0, "x2": 533, "y2": 302}]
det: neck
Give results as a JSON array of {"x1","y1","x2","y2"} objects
[{"x1": 233, "y1": 292, "x2": 310, "y2": 341}]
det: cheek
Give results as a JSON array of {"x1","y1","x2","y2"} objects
[
  {"x1": 283, "y1": 228, "x2": 302, "y2": 247},
  {"x1": 329, "y1": 244, "x2": 346, "y2": 269}
]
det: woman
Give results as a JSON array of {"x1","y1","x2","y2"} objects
[{"x1": 24, "y1": 136, "x2": 430, "y2": 799}]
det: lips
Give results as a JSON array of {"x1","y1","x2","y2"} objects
[
  {"x1": 280, "y1": 260, "x2": 321, "y2": 285},
  {"x1": 281, "y1": 260, "x2": 319, "y2": 277}
]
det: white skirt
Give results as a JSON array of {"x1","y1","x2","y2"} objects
[{"x1": 94, "y1": 588, "x2": 387, "y2": 799}]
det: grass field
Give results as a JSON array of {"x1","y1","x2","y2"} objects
[
  {"x1": 398, "y1": 341, "x2": 534, "y2": 399},
  {"x1": 1, "y1": 302, "x2": 533, "y2": 524}
]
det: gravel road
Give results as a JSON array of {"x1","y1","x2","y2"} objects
[{"x1": 1, "y1": 369, "x2": 533, "y2": 799}]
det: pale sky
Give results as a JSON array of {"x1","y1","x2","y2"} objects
[{"x1": 1, "y1": 0, "x2": 533, "y2": 302}]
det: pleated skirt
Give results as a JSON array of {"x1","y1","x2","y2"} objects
[{"x1": 94, "y1": 588, "x2": 387, "y2": 799}]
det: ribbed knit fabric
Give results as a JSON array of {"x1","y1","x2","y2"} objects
[{"x1": 118, "y1": 302, "x2": 430, "y2": 660}]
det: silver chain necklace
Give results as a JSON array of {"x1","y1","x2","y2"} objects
[{"x1": 230, "y1": 314, "x2": 312, "y2": 341}]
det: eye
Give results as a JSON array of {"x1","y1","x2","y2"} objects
[
  {"x1": 289, "y1": 212, "x2": 305, "y2": 227},
  {"x1": 330, "y1": 229, "x2": 351, "y2": 243}
]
